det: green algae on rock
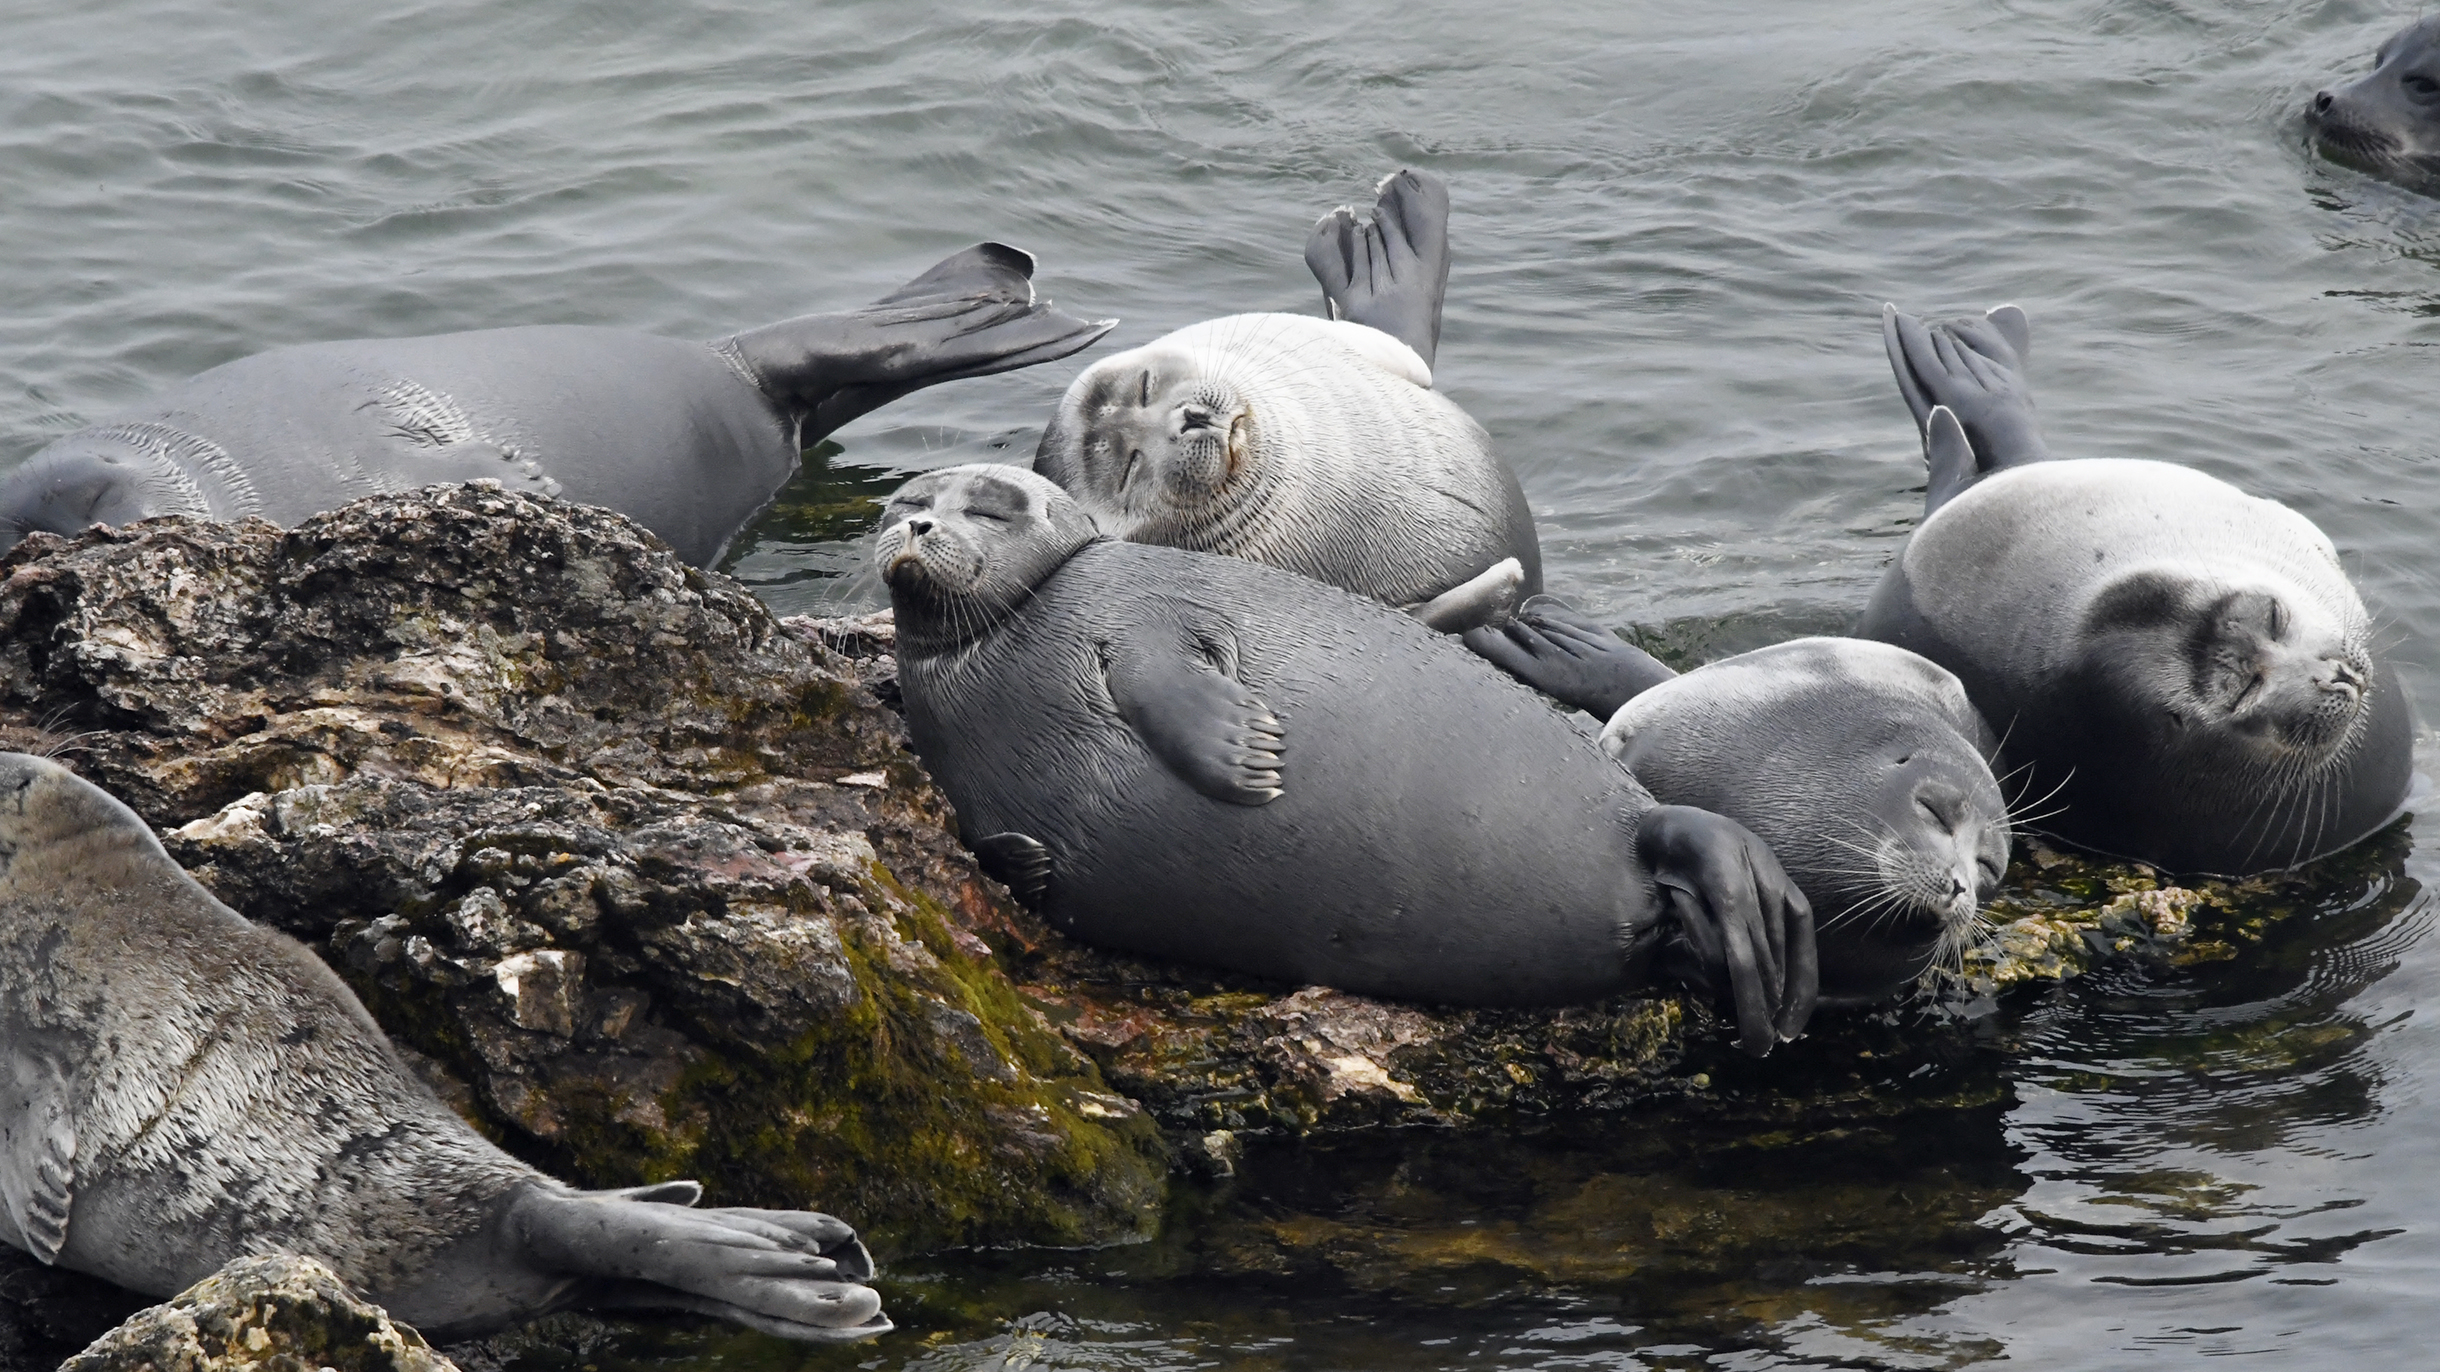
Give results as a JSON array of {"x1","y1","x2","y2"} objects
[{"x1": 60, "y1": 1254, "x2": 456, "y2": 1372}]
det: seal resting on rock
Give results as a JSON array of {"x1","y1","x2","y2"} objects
[
  {"x1": 1031, "y1": 170, "x2": 1538, "y2": 631},
  {"x1": 0, "y1": 753, "x2": 890, "y2": 1343},
  {"x1": 876, "y1": 464, "x2": 1816, "y2": 1055},
  {"x1": 2308, "y1": 16, "x2": 2440, "y2": 193},
  {"x1": 0, "y1": 244, "x2": 1112, "y2": 566},
  {"x1": 1867, "y1": 304, "x2": 2412, "y2": 874},
  {"x1": 1466, "y1": 599, "x2": 2012, "y2": 1003}
]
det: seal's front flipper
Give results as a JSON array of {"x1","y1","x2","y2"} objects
[
  {"x1": 1103, "y1": 619, "x2": 1285, "y2": 805},
  {"x1": 727, "y1": 243, "x2": 1118, "y2": 443},
  {"x1": 1881, "y1": 303, "x2": 2052, "y2": 488},
  {"x1": 972, "y1": 831, "x2": 1053, "y2": 910},
  {"x1": 1304, "y1": 169, "x2": 1452, "y2": 368},
  {"x1": 1461, "y1": 595, "x2": 1678, "y2": 719},
  {"x1": 1634, "y1": 805, "x2": 1818, "y2": 1056},
  {"x1": 0, "y1": 1048, "x2": 76, "y2": 1264},
  {"x1": 509, "y1": 1185, "x2": 889, "y2": 1344},
  {"x1": 1407, "y1": 557, "x2": 1525, "y2": 632}
]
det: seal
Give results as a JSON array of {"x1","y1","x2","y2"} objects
[
  {"x1": 2308, "y1": 16, "x2": 2440, "y2": 192},
  {"x1": 1031, "y1": 170, "x2": 1539, "y2": 630},
  {"x1": 0, "y1": 244, "x2": 1113, "y2": 567},
  {"x1": 0, "y1": 752, "x2": 890, "y2": 1344},
  {"x1": 1466, "y1": 599, "x2": 2012, "y2": 1003},
  {"x1": 875, "y1": 464, "x2": 1816, "y2": 1055},
  {"x1": 1867, "y1": 304, "x2": 2413, "y2": 874}
]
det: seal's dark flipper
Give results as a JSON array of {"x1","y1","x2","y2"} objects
[
  {"x1": 728, "y1": 243, "x2": 1119, "y2": 443},
  {"x1": 972, "y1": 831, "x2": 1053, "y2": 910},
  {"x1": 1984, "y1": 303, "x2": 2031, "y2": 362},
  {"x1": 509, "y1": 1185, "x2": 889, "y2": 1344},
  {"x1": 1407, "y1": 557, "x2": 1526, "y2": 633},
  {"x1": 1634, "y1": 805, "x2": 1818, "y2": 1056},
  {"x1": 1461, "y1": 595, "x2": 1679, "y2": 720},
  {"x1": 0, "y1": 1047, "x2": 76, "y2": 1264},
  {"x1": 1881, "y1": 303, "x2": 2053, "y2": 495},
  {"x1": 1304, "y1": 169, "x2": 1452, "y2": 368},
  {"x1": 1103, "y1": 618, "x2": 1286, "y2": 806},
  {"x1": 1923, "y1": 406, "x2": 1981, "y2": 514}
]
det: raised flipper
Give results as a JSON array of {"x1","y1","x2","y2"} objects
[
  {"x1": 1922, "y1": 406, "x2": 1980, "y2": 514},
  {"x1": 1635, "y1": 806, "x2": 1817, "y2": 1056},
  {"x1": 1881, "y1": 302, "x2": 2054, "y2": 492},
  {"x1": 1102, "y1": 615, "x2": 1285, "y2": 805},
  {"x1": 1406, "y1": 557, "x2": 1525, "y2": 633},
  {"x1": 1304, "y1": 169, "x2": 1452, "y2": 368},
  {"x1": 971, "y1": 831, "x2": 1053, "y2": 910},
  {"x1": 1460, "y1": 595, "x2": 1678, "y2": 719},
  {"x1": 725, "y1": 243, "x2": 1118, "y2": 442},
  {"x1": 506, "y1": 1183, "x2": 888, "y2": 1343},
  {"x1": 0, "y1": 1046, "x2": 76, "y2": 1264}
]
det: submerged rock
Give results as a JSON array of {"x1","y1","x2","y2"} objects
[{"x1": 59, "y1": 1254, "x2": 453, "y2": 1372}]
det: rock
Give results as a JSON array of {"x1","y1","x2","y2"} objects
[{"x1": 59, "y1": 1254, "x2": 452, "y2": 1372}]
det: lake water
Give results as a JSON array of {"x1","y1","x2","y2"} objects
[{"x1": 7, "y1": 0, "x2": 2440, "y2": 1367}]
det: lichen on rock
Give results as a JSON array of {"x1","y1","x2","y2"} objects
[{"x1": 59, "y1": 1254, "x2": 454, "y2": 1372}]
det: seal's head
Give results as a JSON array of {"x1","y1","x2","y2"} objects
[
  {"x1": 0, "y1": 751, "x2": 162, "y2": 897},
  {"x1": 1032, "y1": 336, "x2": 1264, "y2": 545},
  {"x1": 0, "y1": 430, "x2": 208, "y2": 555},
  {"x1": 874, "y1": 464, "x2": 1098, "y2": 657},
  {"x1": 2309, "y1": 16, "x2": 2440, "y2": 190}
]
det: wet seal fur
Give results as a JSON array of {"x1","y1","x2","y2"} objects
[
  {"x1": 1032, "y1": 170, "x2": 1539, "y2": 631},
  {"x1": 1868, "y1": 304, "x2": 2412, "y2": 875},
  {"x1": 876, "y1": 464, "x2": 1816, "y2": 1055},
  {"x1": 2309, "y1": 16, "x2": 2440, "y2": 193},
  {"x1": 1467, "y1": 600, "x2": 2011, "y2": 1003},
  {"x1": 0, "y1": 245, "x2": 1113, "y2": 567},
  {"x1": 0, "y1": 753, "x2": 890, "y2": 1344}
]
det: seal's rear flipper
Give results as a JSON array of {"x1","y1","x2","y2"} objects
[
  {"x1": 507, "y1": 1185, "x2": 890, "y2": 1344},
  {"x1": 1880, "y1": 303, "x2": 2053, "y2": 494},
  {"x1": 1461, "y1": 595, "x2": 1678, "y2": 719},
  {"x1": 727, "y1": 243, "x2": 1118, "y2": 444},
  {"x1": 1634, "y1": 805, "x2": 1818, "y2": 1056},
  {"x1": 1406, "y1": 557, "x2": 1525, "y2": 633},
  {"x1": 1304, "y1": 169, "x2": 1452, "y2": 368},
  {"x1": 1922, "y1": 406, "x2": 1981, "y2": 514}
]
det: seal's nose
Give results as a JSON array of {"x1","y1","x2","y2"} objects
[
  {"x1": 904, "y1": 516, "x2": 934, "y2": 537},
  {"x1": 2314, "y1": 89, "x2": 2335, "y2": 114}
]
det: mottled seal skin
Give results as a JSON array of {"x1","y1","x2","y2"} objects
[
  {"x1": 877, "y1": 465, "x2": 1817, "y2": 1055},
  {"x1": 1467, "y1": 601, "x2": 2011, "y2": 1003},
  {"x1": 2309, "y1": 16, "x2": 2440, "y2": 193},
  {"x1": 0, "y1": 754, "x2": 889, "y2": 1344},
  {"x1": 1032, "y1": 171, "x2": 1539, "y2": 629},
  {"x1": 1869, "y1": 305, "x2": 2413, "y2": 875},
  {"x1": 0, "y1": 244, "x2": 1113, "y2": 567}
]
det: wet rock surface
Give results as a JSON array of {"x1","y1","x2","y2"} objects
[{"x1": 57, "y1": 1255, "x2": 452, "y2": 1372}]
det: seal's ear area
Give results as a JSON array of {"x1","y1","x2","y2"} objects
[
  {"x1": 1304, "y1": 168, "x2": 1452, "y2": 367},
  {"x1": 1984, "y1": 304, "x2": 2032, "y2": 362},
  {"x1": 1406, "y1": 557, "x2": 1525, "y2": 633},
  {"x1": 971, "y1": 831, "x2": 1053, "y2": 911},
  {"x1": 1923, "y1": 406, "x2": 1980, "y2": 513},
  {"x1": 0, "y1": 1044, "x2": 77, "y2": 1265},
  {"x1": 1635, "y1": 805, "x2": 1818, "y2": 1055},
  {"x1": 1100, "y1": 616, "x2": 1285, "y2": 805}
]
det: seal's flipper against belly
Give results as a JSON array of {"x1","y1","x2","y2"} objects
[
  {"x1": 971, "y1": 832, "x2": 1054, "y2": 910},
  {"x1": 1882, "y1": 302, "x2": 2053, "y2": 489},
  {"x1": 0, "y1": 1046, "x2": 75, "y2": 1264},
  {"x1": 728, "y1": 243, "x2": 1118, "y2": 438},
  {"x1": 1304, "y1": 169, "x2": 1452, "y2": 367},
  {"x1": 1461, "y1": 596, "x2": 1679, "y2": 718},
  {"x1": 1105, "y1": 615, "x2": 1287, "y2": 805},
  {"x1": 1637, "y1": 806, "x2": 1818, "y2": 1053},
  {"x1": 1406, "y1": 556, "x2": 1525, "y2": 632}
]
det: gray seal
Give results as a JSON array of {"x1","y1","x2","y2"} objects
[
  {"x1": 874, "y1": 464, "x2": 1816, "y2": 1055},
  {"x1": 1466, "y1": 599, "x2": 2012, "y2": 1003},
  {"x1": 1031, "y1": 171, "x2": 1539, "y2": 631},
  {"x1": 0, "y1": 245, "x2": 1113, "y2": 567},
  {"x1": 2309, "y1": 16, "x2": 2440, "y2": 193},
  {"x1": 1867, "y1": 304, "x2": 2413, "y2": 875},
  {"x1": 0, "y1": 752, "x2": 889, "y2": 1343}
]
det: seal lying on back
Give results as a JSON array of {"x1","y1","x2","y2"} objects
[
  {"x1": 2308, "y1": 16, "x2": 2440, "y2": 193},
  {"x1": 1032, "y1": 170, "x2": 1538, "y2": 631},
  {"x1": 1868, "y1": 304, "x2": 2412, "y2": 874},
  {"x1": 1466, "y1": 600, "x2": 2011, "y2": 1003},
  {"x1": 877, "y1": 464, "x2": 1816, "y2": 1054},
  {"x1": 0, "y1": 753, "x2": 888, "y2": 1343},
  {"x1": 0, "y1": 244, "x2": 1112, "y2": 566}
]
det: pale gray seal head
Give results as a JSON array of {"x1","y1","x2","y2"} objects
[
  {"x1": 1466, "y1": 602, "x2": 2011, "y2": 1003},
  {"x1": 876, "y1": 464, "x2": 1817, "y2": 1055},
  {"x1": 1032, "y1": 171, "x2": 1539, "y2": 631},
  {"x1": 0, "y1": 752, "x2": 890, "y2": 1343},
  {"x1": 1869, "y1": 305, "x2": 2413, "y2": 875},
  {"x1": 2309, "y1": 16, "x2": 2440, "y2": 192},
  {"x1": 0, "y1": 244, "x2": 1113, "y2": 567}
]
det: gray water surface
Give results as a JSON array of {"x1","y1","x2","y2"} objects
[{"x1": 8, "y1": 0, "x2": 2440, "y2": 1366}]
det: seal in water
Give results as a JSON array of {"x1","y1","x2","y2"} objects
[
  {"x1": 1867, "y1": 304, "x2": 2412, "y2": 875},
  {"x1": 0, "y1": 244, "x2": 1112, "y2": 566},
  {"x1": 875, "y1": 464, "x2": 1816, "y2": 1055},
  {"x1": 1031, "y1": 170, "x2": 1538, "y2": 631},
  {"x1": 2308, "y1": 16, "x2": 2440, "y2": 193},
  {"x1": 0, "y1": 753, "x2": 890, "y2": 1343},
  {"x1": 1466, "y1": 599, "x2": 2012, "y2": 1003}
]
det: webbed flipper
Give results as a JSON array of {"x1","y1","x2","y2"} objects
[
  {"x1": 1881, "y1": 302, "x2": 2054, "y2": 492},
  {"x1": 0, "y1": 1047, "x2": 76, "y2": 1264},
  {"x1": 1406, "y1": 557, "x2": 1526, "y2": 633},
  {"x1": 1461, "y1": 595, "x2": 1678, "y2": 719},
  {"x1": 1635, "y1": 805, "x2": 1818, "y2": 1056},
  {"x1": 971, "y1": 831, "x2": 1054, "y2": 911},
  {"x1": 1304, "y1": 169, "x2": 1452, "y2": 368},
  {"x1": 1103, "y1": 618, "x2": 1286, "y2": 805},
  {"x1": 1922, "y1": 406, "x2": 1980, "y2": 514}
]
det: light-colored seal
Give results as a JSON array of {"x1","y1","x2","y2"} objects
[
  {"x1": 0, "y1": 752, "x2": 889, "y2": 1343},
  {"x1": 1867, "y1": 305, "x2": 2413, "y2": 874},
  {"x1": 875, "y1": 464, "x2": 1815, "y2": 1055},
  {"x1": 1466, "y1": 600, "x2": 2011, "y2": 1003},
  {"x1": 2309, "y1": 16, "x2": 2440, "y2": 192},
  {"x1": 0, "y1": 245, "x2": 1112, "y2": 567},
  {"x1": 1031, "y1": 171, "x2": 1538, "y2": 630}
]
